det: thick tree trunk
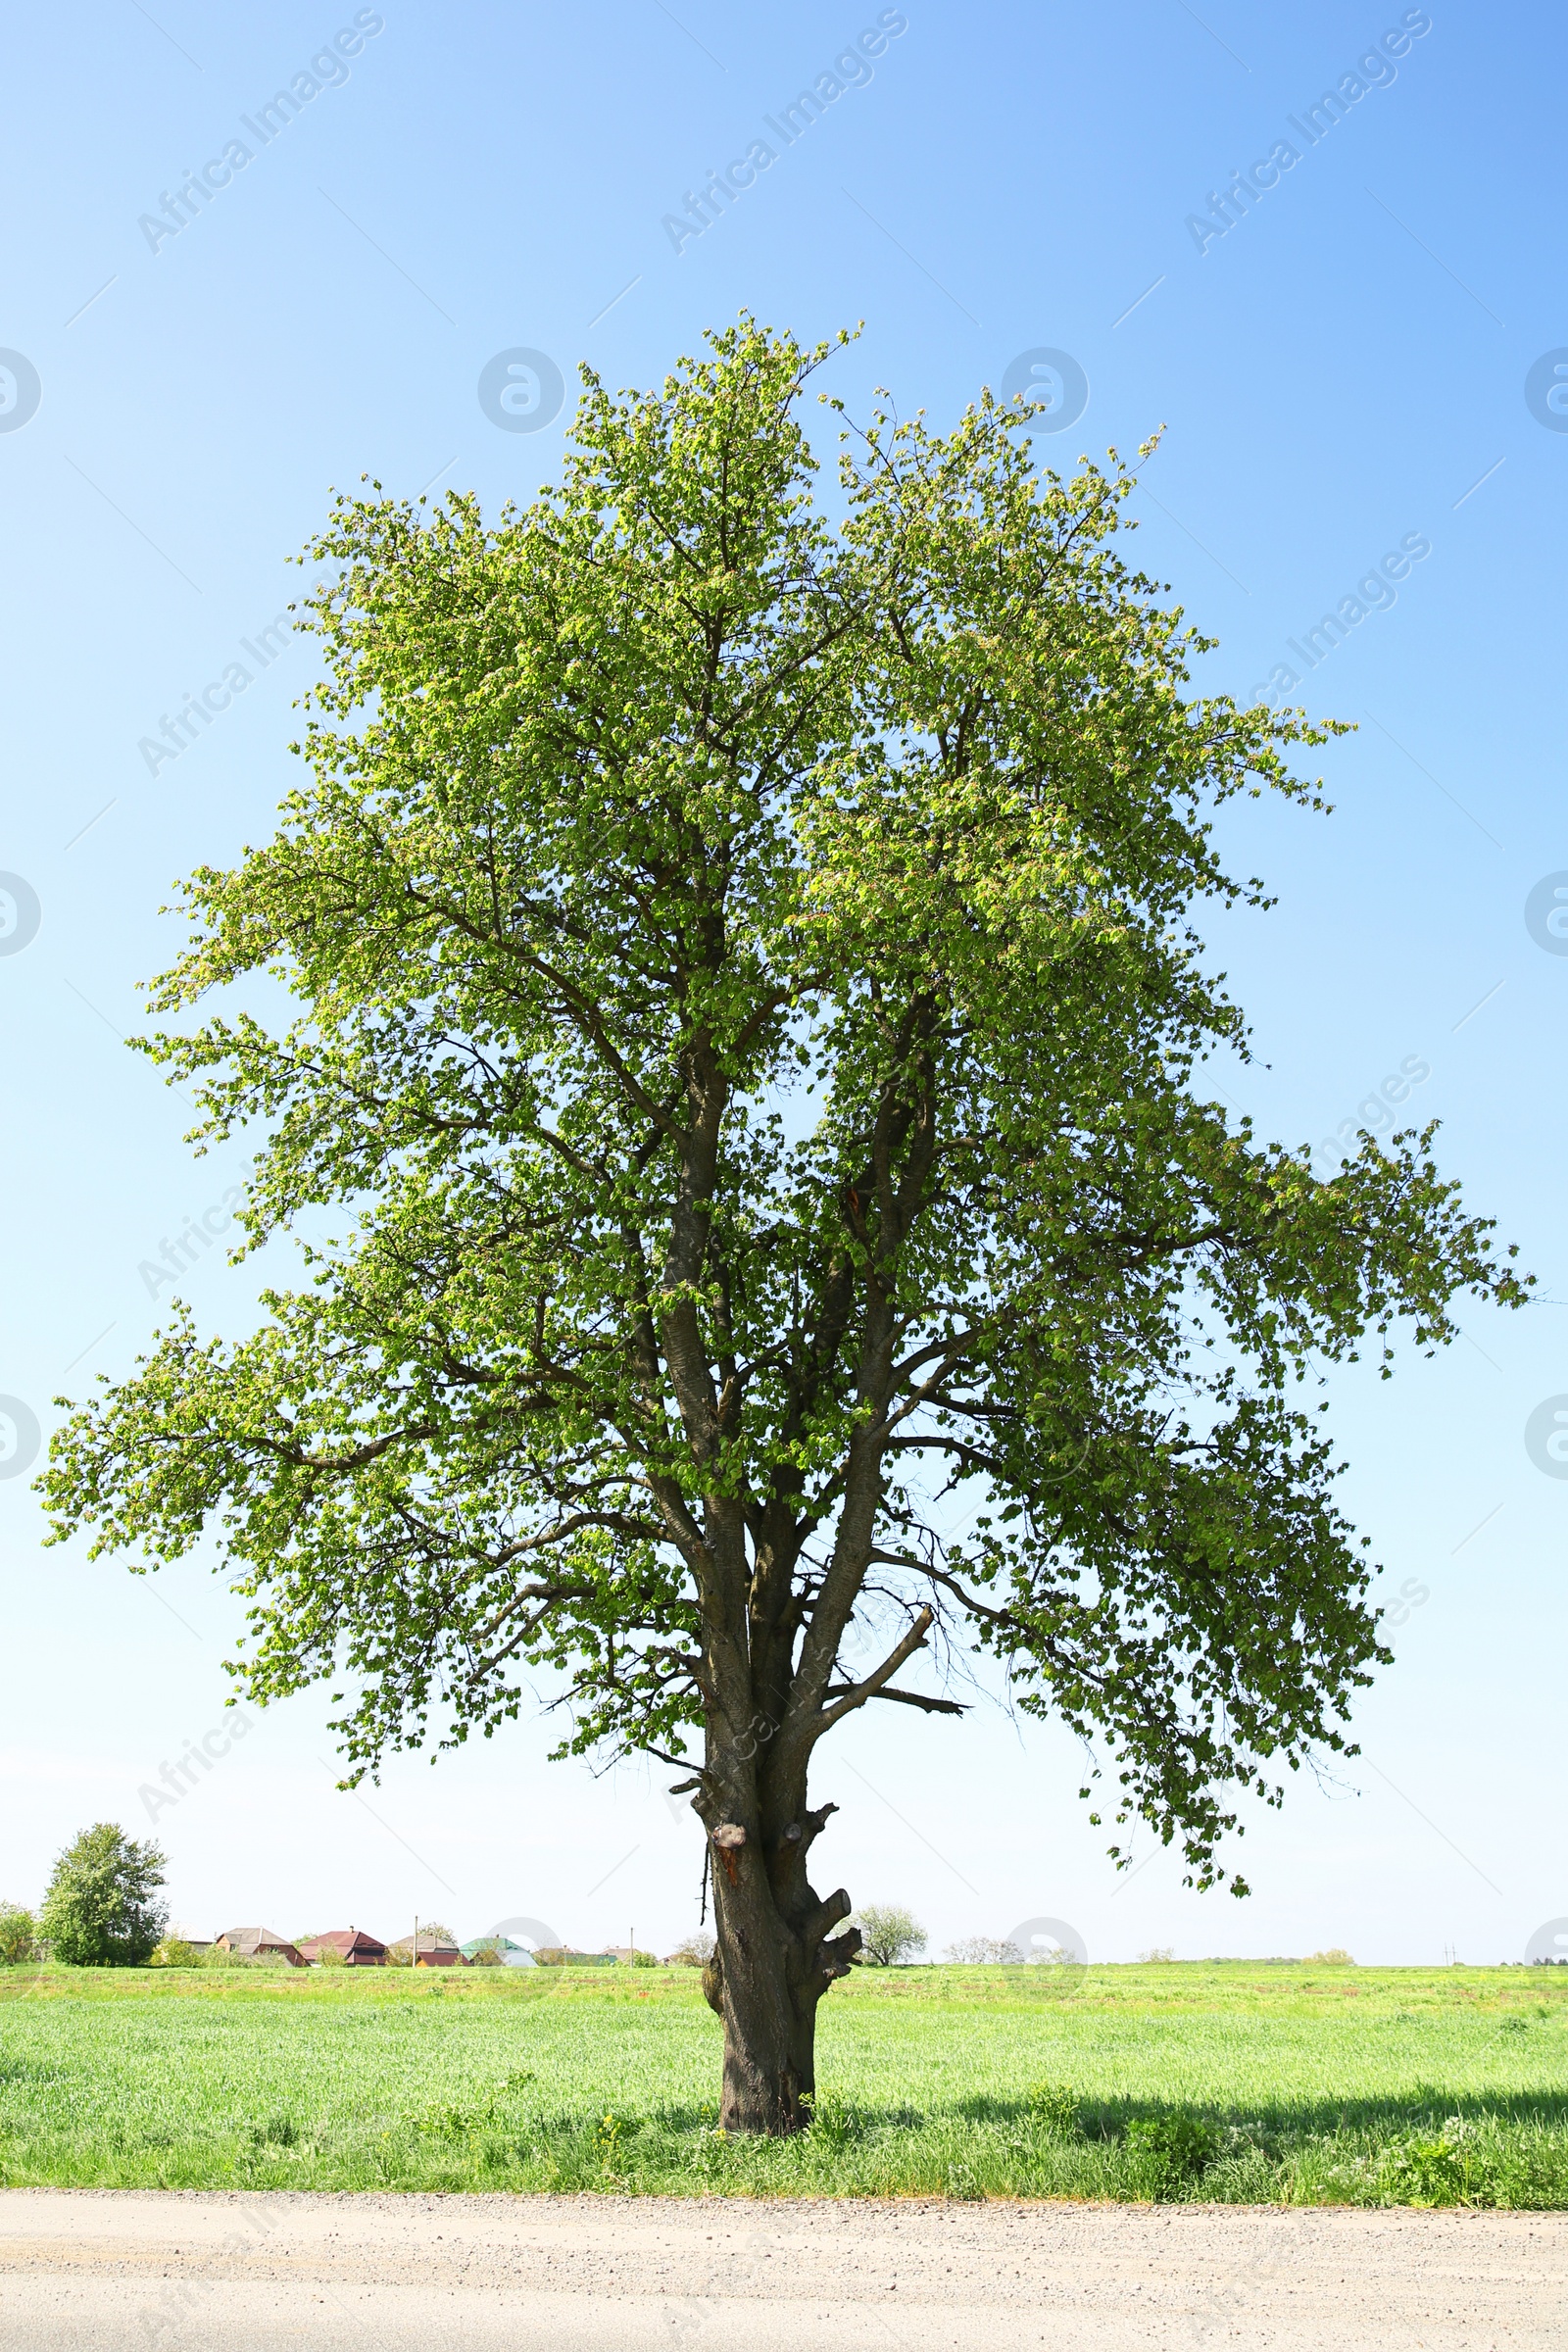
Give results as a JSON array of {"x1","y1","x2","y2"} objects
[
  {"x1": 699, "y1": 1799, "x2": 860, "y2": 2133},
  {"x1": 705, "y1": 1919, "x2": 811, "y2": 2133}
]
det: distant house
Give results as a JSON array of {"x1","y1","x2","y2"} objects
[
  {"x1": 297, "y1": 1927, "x2": 387, "y2": 1967},
  {"x1": 460, "y1": 1936, "x2": 537, "y2": 1968},
  {"x1": 385, "y1": 1932, "x2": 467, "y2": 1968},
  {"x1": 215, "y1": 1927, "x2": 306, "y2": 1968}
]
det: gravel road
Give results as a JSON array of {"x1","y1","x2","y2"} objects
[{"x1": 2, "y1": 2188, "x2": 1566, "y2": 2348}]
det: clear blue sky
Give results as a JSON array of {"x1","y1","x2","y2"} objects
[{"x1": 1, "y1": 0, "x2": 1563, "y2": 1966}]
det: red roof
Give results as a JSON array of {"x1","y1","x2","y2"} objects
[{"x1": 299, "y1": 1927, "x2": 387, "y2": 1962}]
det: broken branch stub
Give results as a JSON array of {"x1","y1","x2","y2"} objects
[{"x1": 712, "y1": 1822, "x2": 747, "y2": 1885}]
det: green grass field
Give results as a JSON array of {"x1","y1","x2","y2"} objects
[{"x1": 4, "y1": 1959, "x2": 1568, "y2": 2206}]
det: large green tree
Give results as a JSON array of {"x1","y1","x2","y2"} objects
[
  {"x1": 40, "y1": 1824, "x2": 168, "y2": 1966},
  {"x1": 44, "y1": 322, "x2": 1522, "y2": 2130}
]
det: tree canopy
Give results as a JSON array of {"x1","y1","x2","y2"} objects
[{"x1": 42, "y1": 319, "x2": 1524, "y2": 2124}]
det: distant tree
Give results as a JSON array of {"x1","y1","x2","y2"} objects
[
  {"x1": 1137, "y1": 1945, "x2": 1175, "y2": 1963},
  {"x1": 1304, "y1": 1947, "x2": 1354, "y2": 1966},
  {"x1": 150, "y1": 1936, "x2": 199, "y2": 1967},
  {"x1": 466, "y1": 1936, "x2": 505, "y2": 1966},
  {"x1": 39, "y1": 1825, "x2": 168, "y2": 1966},
  {"x1": 0, "y1": 1903, "x2": 39, "y2": 1965},
  {"x1": 852, "y1": 1904, "x2": 927, "y2": 1966},
  {"x1": 945, "y1": 1936, "x2": 1022, "y2": 1964},
  {"x1": 668, "y1": 1931, "x2": 717, "y2": 1968}
]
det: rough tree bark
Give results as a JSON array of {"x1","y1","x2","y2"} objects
[
  {"x1": 697, "y1": 1798, "x2": 858, "y2": 2133},
  {"x1": 678, "y1": 1459, "x2": 944, "y2": 2128}
]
